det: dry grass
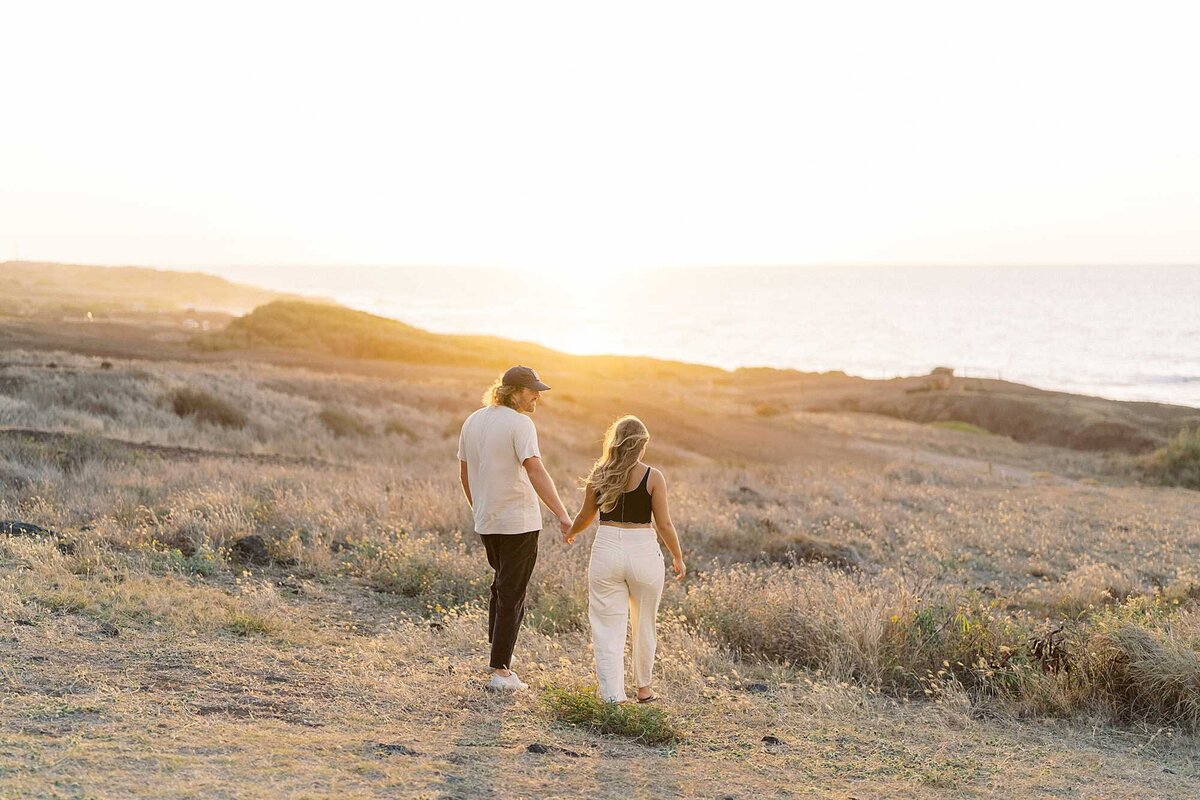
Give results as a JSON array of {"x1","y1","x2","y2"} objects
[{"x1": 3, "y1": 349, "x2": 1200, "y2": 797}]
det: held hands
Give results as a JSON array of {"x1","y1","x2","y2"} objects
[
  {"x1": 558, "y1": 515, "x2": 574, "y2": 543},
  {"x1": 672, "y1": 555, "x2": 686, "y2": 581}
]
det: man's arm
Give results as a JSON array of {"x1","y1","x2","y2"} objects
[
  {"x1": 459, "y1": 460, "x2": 472, "y2": 507},
  {"x1": 522, "y1": 456, "x2": 571, "y2": 531}
]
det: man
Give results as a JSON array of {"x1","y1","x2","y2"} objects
[{"x1": 457, "y1": 365, "x2": 572, "y2": 690}]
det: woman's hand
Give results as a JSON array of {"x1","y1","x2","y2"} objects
[
  {"x1": 563, "y1": 529, "x2": 578, "y2": 545},
  {"x1": 672, "y1": 555, "x2": 686, "y2": 581}
]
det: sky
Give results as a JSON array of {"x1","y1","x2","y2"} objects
[{"x1": 3, "y1": 1, "x2": 1199, "y2": 274}]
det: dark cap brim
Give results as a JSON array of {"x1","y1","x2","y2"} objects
[{"x1": 530, "y1": 380, "x2": 551, "y2": 391}]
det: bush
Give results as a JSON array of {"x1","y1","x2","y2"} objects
[
  {"x1": 1065, "y1": 600, "x2": 1200, "y2": 729},
  {"x1": 349, "y1": 532, "x2": 486, "y2": 609},
  {"x1": 319, "y1": 407, "x2": 372, "y2": 438},
  {"x1": 1144, "y1": 427, "x2": 1200, "y2": 489},
  {"x1": 543, "y1": 686, "x2": 680, "y2": 745},
  {"x1": 169, "y1": 387, "x2": 248, "y2": 429}
]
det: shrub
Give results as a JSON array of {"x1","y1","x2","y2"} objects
[
  {"x1": 169, "y1": 387, "x2": 248, "y2": 429},
  {"x1": 1059, "y1": 600, "x2": 1200, "y2": 729},
  {"x1": 319, "y1": 407, "x2": 372, "y2": 438},
  {"x1": 1144, "y1": 427, "x2": 1200, "y2": 489},
  {"x1": 350, "y1": 532, "x2": 486, "y2": 609},
  {"x1": 543, "y1": 686, "x2": 680, "y2": 745}
]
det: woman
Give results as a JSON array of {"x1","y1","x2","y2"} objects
[{"x1": 564, "y1": 415, "x2": 685, "y2": 703}]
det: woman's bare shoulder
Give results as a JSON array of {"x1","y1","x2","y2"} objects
[{"x1": 647, "y1": 466, "x2": 668, "y2": 491}]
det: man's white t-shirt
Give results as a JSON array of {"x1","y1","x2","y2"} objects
[{"x1": 457, "y1": 405, "x2": 542, "y2": 535}]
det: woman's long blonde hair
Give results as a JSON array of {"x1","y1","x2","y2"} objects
[{"x1": 586, "y1": 416, "x2": 650, "y2": 513}]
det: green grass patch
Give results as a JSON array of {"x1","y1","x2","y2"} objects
[
  {"x1": 148, "y1": 547, "x2": 219, "y2": 577},
  {"x1": 543, "y1": 686, "x2": 681, "y2": 745},
  {"x1": 225, "y1": 611, "x2": 275, "y2": 636},
  {"x1": 929, "y1": 420, "x2": 990, "y2": 436}
]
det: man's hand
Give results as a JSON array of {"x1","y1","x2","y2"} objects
[{"x1": 558, "y1": 515, "x2": 572, "y2": 539}]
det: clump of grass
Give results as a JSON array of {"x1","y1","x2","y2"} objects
[
  {"x1": 225, "y1": 610, "x2": 275, "y2": 636},
  {"x1": 349, "y1": 532, "x2": 486, "y2": 608},
  {"x1": 169, "y1": 386, "x2": 248, "y2": 429},
  {"x1": 319, "y1": 406, "x2": 372, "y2": 437},
  {"x1": 1064, "y1": 599, "x2": 1200, "y2": 728},
  {"x1": 543, "y1": 686, "x2": 680, "y2": 745},
  {"x1": 683, "y1": 563, "x2": 1028, "y2": 694},
  {"x1": 1144, "y1": 426, "x2": 1200, "y2": 490},
  {"x1": 152, "y1": 546, "x2": 219, "y2": 577},
  {"x1": 1020, "y1": 562, "x2": 1137, "y2": 618}
]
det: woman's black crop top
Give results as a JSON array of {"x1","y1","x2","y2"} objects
[{"x1": 597, "y1": 467, "x2": 653, "y2": 524}]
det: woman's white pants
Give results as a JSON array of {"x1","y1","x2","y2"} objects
[{"x1": 588, "y1": 525, "x2": 666, "y2": 703}]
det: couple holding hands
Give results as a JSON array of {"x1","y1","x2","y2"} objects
[{"x1": 457, "y1": 365, "x2": 686, "y2": 703}]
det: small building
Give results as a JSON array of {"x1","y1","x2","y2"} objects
[{"x1": 929, "y1": 366, "x2": 954, "y2": 391}]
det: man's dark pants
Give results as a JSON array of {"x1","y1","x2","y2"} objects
[{"x1": 479, "y1": 529, "x2": 540, "y2": 670}]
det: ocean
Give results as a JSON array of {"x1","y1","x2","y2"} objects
[{"x1": 196, "y1": 264, "x2": 1200, "y2": 409}]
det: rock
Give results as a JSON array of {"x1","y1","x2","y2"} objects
[
  {"x1": 329, "y1": 538, "x2": 351, "y2": 553},
  {"x1": 761, "y1": 735, "x2": 784, "y2": 746},
  {"x1": 527, "y1": 743, "x2": 583, "y2": 757},
  {"x1": 740, "y1": 682, "x2": 770, "y2": 694},
  {"x1": 230, "y1": 535, "x2": 271, "y2": 565},
  {"x1": 98, "y1": 621, "x2": 120, "y2": 637},
  {"x1": 1, "y1": 521, "x2": 74, "y2": 554},
  {"x1": 100, "y1": 361, "x2": 114, "y2": 370},
  {"x1": 14, "y1": 619, "x2": 35, "y2": 626},
  {"x1": 276, "y1": 576, "x2": 304, "y2": 594},
  {"x1": 1, "y1": 521, "x2": 55, "y2": 538},
  {"x1": 375, "y1": 742, "x2": 418, "y2": 756}
]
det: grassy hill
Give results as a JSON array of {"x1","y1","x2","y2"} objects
[
  {"x1": 197, "y1": 299, "x2": 732, "y2": 383},
  {"x1": 0, "y1": 261, "x2": 302, "y2": 317}
]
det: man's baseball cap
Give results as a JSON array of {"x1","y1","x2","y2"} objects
[{"x1": 502, "y1": 365, "x2": 550, "y2": 391}]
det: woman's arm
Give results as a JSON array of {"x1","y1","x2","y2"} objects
[
  {"x1": 649, "y1": 469, "x2": 685, "y2": 580},
  {"x1": 564, "y1": 483, "x2": 599, "y2": 544}
]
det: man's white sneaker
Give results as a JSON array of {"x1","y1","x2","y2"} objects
[{"x1": 488, "y1": 671, "x2": 529, "y2": 691}]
